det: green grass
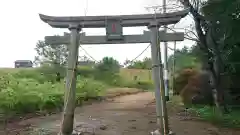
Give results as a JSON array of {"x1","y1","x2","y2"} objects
[
  {"x1": 0, "y1": 68, "x2": 106, "y2": 119},
  {"x1": 0, "y1": 74, "x2": 107, "y2": 116},
  {"x1": 169, "y1": 96, "x2": 240, "y2": 129},
  {"x1": 189, "y1": 106, "x2": 240, "y2": 128}
]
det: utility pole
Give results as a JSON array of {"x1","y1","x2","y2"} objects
[
  {"x1": 163, "y1": 0, "x2": 170, "y2": 102},
  {"x1": 161, "y1": 0, "x2": 171, "y2": 134},
  {"x1": 145, "y1": 5, "x2": 171, "y2": 135},
  {"x1": 172, "y1": 41, "x2": 176, "y2": 94}
]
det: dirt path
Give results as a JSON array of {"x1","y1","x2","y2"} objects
[{"x1": 2, "y1": 91, "x2": 240, "y2": 135}]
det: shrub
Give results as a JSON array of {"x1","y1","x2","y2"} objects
[
  {"x1": 0, "y1": 73, "x2": 106, "y2": 117},
  {"x1": 76, "y1": 78, "x2": 107, "y2": 100},
  {"x1": 95, "y1": 57, "x2": 120, "y2": 73},
  {"x1": 174, "y1": 68, "x2": 214, "y2": 106},
  {"x1": 173, "y1": 68, "x2": 198, "y2": 95},
  {"x1": 77, "y1": 66, "x2": 95, "y2": 78}
]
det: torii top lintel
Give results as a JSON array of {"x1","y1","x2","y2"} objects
[{"x1": 39, "y1": 8, "x2": 189, "y2": 28}]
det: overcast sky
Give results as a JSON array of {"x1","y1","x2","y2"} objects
[{"x1": 0, "y1": 0, "x2": 195, "y2": 67}]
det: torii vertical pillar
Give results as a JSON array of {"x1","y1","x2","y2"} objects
[
  {"x1": 149, "y1": 21, "x2": 169, "y2": 135},
  {"x1": 61, "y1": 24, "x2": 81, "y2": 135},
  {"x1": 148, "y1": 22, "x2": 164, "y2": 133}
]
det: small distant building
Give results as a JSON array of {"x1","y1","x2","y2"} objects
[{"x1": 14, "y1": 60, "x2": 33, "y2": 68}]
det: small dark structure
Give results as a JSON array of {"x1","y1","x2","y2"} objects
[{"x1": 14, "y1": 60, "x2": 33, "y2": 68}]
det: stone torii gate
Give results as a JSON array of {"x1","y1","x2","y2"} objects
[{"x1": 39, "y1": 9, "x2": 189, "y2": 135}]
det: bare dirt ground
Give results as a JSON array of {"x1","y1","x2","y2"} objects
[{"x1": 1, "y1": 89, "x2": 240, "y2": 135}]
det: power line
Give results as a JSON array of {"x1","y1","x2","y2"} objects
[
  {"x1": 77, "y1": 0, "x2": 100, "y2": 63},
  {"x1": 79, "y1": 46, "x2": 99, "y2": 62},
  {"x1": 79, "y1": 43, "x2": 151, "y2": 67},
  {"x1": 123, "y1": 44, "x2": 151, "y2": 66},
  {"x1": 131, "y1": 44, "x2": 151, "y2": 62}
]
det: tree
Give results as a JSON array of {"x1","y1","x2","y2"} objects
[
  {"x1": 94, "y1": 57, "x2": 121, "y2": 85},
  {"x1": 202, "y1": 0, "x2": 240, "y2": 105},
  {"x1": 95, "y1": 57, "x2": 120, "y2": 73},
  {"x1": 34, "y1": 40, "x2": 68, "y2": 67},
  {"x1": 176, "y1": 0, "x2": 240, "y2": 112},
  {"x1": 34, "y1": 39, "x2": 69, "y2": 81},
  {"x1": 127, "y1": 57, "x2": 152, "y2": 69},
  {"x1": 168, "y1": 45, "x2": 202, "y2": 73},
  {"x1": 176, "y1": 0, "x2": 226, "y2": 112}
]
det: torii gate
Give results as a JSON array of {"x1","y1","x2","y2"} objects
[{"x1": 39, "y1": 8, "x2": 189, "y2": 135}]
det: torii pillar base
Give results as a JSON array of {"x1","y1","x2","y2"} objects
[{"x1": 151, "y1": 130, "x2": 175, "y2": 135}]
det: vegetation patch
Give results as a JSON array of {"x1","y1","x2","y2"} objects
[
  {"x1": 189, "y1": 106, "x2": 240, "y2": 129},
  {"x1": 0, "y1": 73, "x2": 107, "y2": 118}
]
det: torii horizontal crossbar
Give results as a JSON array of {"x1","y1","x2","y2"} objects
[
  {"x1": 39, "y1": 9, "x2": 189, "y2": 28},
  {"x1": 45, "y1": 31, "x2": 184, "y2": 45}
]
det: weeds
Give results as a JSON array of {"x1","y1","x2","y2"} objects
[
  {"x1": 0, "y1": 75, "x2": 106, "y2": 117},
  {"x1": 189, "y1": 105, "x2": 240, "y2": 128}
]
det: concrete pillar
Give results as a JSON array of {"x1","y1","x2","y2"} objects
[
  {"x1": 162, "y1": 0, "x2": 169, "y2": 102},
  {"x1": 149, "y1": 21, "x2": 172, "y2": 135},
  {"x1": 163, "y1": 41, "x2": 170, "y2": 101},
  {"x1": 148, "y1": 21, "x2": 164, "y2": 134}
]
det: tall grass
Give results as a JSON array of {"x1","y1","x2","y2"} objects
[
  {"x1": 0, "y1": 72, "x2": 107, "y2": 117},
  {"x1": 0, "y1": 67, "x2": 153, "y2": 119}
]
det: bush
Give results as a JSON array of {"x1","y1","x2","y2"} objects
[
  {"x1": 77, "y1": 58, "x2": 126, "y2": 87},
  {"x1": 76, "y1": 78, "x2": 107, "y2": 100},
  {"x1": 174, "y1": 68, "x2": 214, "y2": 106},
  {"x1": 0, "y1": 73, "x2": 106, "y2": 117},
  {"x1": 173, "y1": 68, "x2": 198, "y2": 95},
  {"x1": 95, "y1": 57, "x2": 120, "y2": 73},
  {"x1": 77, "y1": 66, "x2": 95, "y2": 78}
]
